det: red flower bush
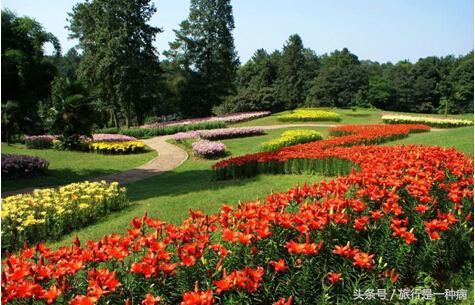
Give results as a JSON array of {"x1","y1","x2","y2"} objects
[{"x1": 2, "y1": 124, "x2": 473, "y2": 304}]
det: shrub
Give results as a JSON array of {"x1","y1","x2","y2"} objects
[
  {"x1": 1, "y1": 180, "x2": 127, "y2": 251},
  {"x1": 24, "y1": 135, "x2": 57, "y2": 149},
  {"x1": 120, "y1": 121, "x2": 227, "y2": 139},
  {"x1": 1, "y1": 154, "x2": 49, "y2": 179},
  {"x1": 381, "y1": 114, "x2": 474, "y2": 128},
  {"x1": 192, "y1": 140, "x2": 227, "y2": 158},
  {"x1": 277, "y1": 109, "x2": 341, "y2": 122},
  {"x1": 260, "y1": 129, "x2": 323, "y2": 152},
  {"x1": 89, "y1": 141, "x2": 146, "y2": 154}
]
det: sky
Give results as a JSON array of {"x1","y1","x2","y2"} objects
[{"x1": 2, "y1": 0, "x2": 473, "y2": 64}]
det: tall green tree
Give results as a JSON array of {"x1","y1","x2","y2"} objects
[
  {"x1": 46, "y1": 47, "x2": 82, "y2": 81},
  {"x1": 2, "y1": 9, "x2": 60, "y2": 135},
  {"x1": 68, "y1": 0, "x2": 162, "y2": 127},
  {"x1": 276, "y1": 34, "x2": 307, "y2": 109},
  {"x1": 165, "y1": 0, "x2": 239, "y2": 117}
]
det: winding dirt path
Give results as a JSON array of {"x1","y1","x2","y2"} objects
[{"x1": 2, "y1": 123, "x2": 442, "y2": 197}]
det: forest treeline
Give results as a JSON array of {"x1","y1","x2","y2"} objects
[{"x1": 2, "y1": 0, "x2": 473, "y2": 138}]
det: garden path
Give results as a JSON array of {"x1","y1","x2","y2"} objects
[
  {"x1": 1, "y1": 134, "x2": 188, "y2": 197},
  {"x1": 2, "y1": 123, "x2": 442, "y2": 197}
]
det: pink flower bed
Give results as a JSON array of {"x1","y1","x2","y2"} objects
[
  {"x1": 200, "y1": 127, "x2": 265, "y2": 140},
  {"x1": 192, "y1": 140, "x2": 226, "y2": 158},
  {"x1": 91, "y1": 133, "x2": 138, "y2": 142},
  {"x1": 173, "y1": 127, "x2": 265, "y2": 141},
  {"x1": 142, "y1": 111, "x2": 271, "y2": 128},
  {"x1": 173, "y1": 131, "x2": 201, "y2": 141},
  {"x1": 24, "y1": 135, "x2": 58, "y2": 149}
]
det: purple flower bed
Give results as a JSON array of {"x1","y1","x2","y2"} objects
[
  {"x1": 199, "y1": 127, "x2": 265, "y2": 140},
  {"x1": 1, "y1": 154, "x2": 49, "y2": 180},
  {"x1": 173, "y1": 131, "x2": 201, "y2": 142},
  {"x1": 91, "y1": 133, "x2": 138, "y2": 142},
  {"x1": 192, "y1": 140, "x2": 226, "y2": 158},
  {"x1": 24, "y1": 135, "x2": 57, "y2": 149},
  {"x1": 141, "y1": 111, "x2": 271, "y2": 129}
]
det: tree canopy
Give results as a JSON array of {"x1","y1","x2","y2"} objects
[
  {"x1": 68, "y1": 0, "x2": 162, "y2": 127},
  {"x1": 165, "y1": 0, "x2": 239, "y2": 117},
  {"x1": 1, "y1": 9, "x2": 60, "y2": 136},
  {"x1": 1, "y1": 3, "x2": 473, "y2": 140}
]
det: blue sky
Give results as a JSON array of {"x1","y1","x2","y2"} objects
[{"x1": 2, "y1": 0, "x2": 473, "y2": 63}]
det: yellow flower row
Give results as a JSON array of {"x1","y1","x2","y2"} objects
[
  {"x1": 1, "y1": 180, "x2": 127, "y2": 250},
  {"x1": 382, "y1": 114, "x2": 473, "y2": 128},
  {"x1": 260, "y1": 129, "x2": 323, "y2": 152},
  {"x1": 278, "y1": 109, "x2": 341, "y2": 122},
  {"x1": 89, "y1": 140, "x2": 146, "y2": 154}
]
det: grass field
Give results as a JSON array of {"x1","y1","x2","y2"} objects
[
  {"x1": 386, "y1": 126, "x2": 474, "y2": 155},
  {"x1": 1, "y1": 144, "x2": 157, "y2": 191},
  {"x1": 233, "y1": 107, "x2": 474, "y2": 127},
  {"x1": 2, "y1": 108, "x2": 473, "y2": 250},
  {"x1": 48, "y1": 127, "x2": 328, "y2": 248}
]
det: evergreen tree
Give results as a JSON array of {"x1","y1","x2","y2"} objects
[
  {"x1": 166, "y1": 0, "x2": 239, "y2": 117},
  {"x1": 276, "y1": 34, "x2": 307, "y2": 108},
  {"x1": 68, "y1": 0, "x2": 162, "y2": 127}
]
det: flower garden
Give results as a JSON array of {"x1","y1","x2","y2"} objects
[
  {"x1": 2, "y1": 181, "x2": 127, "y2": 251},
  {"x1": 1, "y1": 110, "x2": 474, "y2": 304},
  {"x1": 3, "y1": 1, "x2": 474, "y2": 303},
  {"x1": 2, "y1": 111, "x2": 474, "y2": 304}
]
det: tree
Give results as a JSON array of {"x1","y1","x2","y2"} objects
[
  {"x1": 165, "y1": 0, "x2": 239, "y2": 117},
  {"x1": 382, "y1": 61, "x2": 413, "y2": 111},
  {"x1": 48, "y1": 78, "x2": 97, "y2": 150},
  {"x1": 1, "y1": 9, "x2": 60, "y2": 135},
  {"x1": 366, "y1": 77, "x2": 395, "y2": 109},
  {"x1": 443, "y1": 52, "x2": 474, "y2": 114},
  {"x1": 1, "y1": 101, "x2": 21, "y2": 144},
  {"x1": 47, "y1": 47, "x2": 82, "y2": 81},
  {"x1": 68, "y1": 0, "x2": 162, "y2": 127},
  {"x1": 275, "y1": 34, "x2": 307, "y2": 109},
  {"x1": 306, "y1": 48, "x2": 367, "y2": 107},
  {"x1": 410, "y1": 56, "x2": 442, "y2": 113}
]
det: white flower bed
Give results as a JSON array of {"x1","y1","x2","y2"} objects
[{"x1": 382, "y1": 114, "x2": 473, "y2": 128}]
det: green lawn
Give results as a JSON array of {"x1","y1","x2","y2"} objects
[
  {"x1": 233, "y1": 107, "x2": 474, "y2": 127},
  {"x1": 385, "y1": 126, "x2": 474, "y2": 155},
  {"x1": 47, "y1": 127, "x2": 329, "y2": 248},
  {"x1": 1, "y1": 144, "x2": 157, "y2": 191},
  {"x1": 4, "y1": 113, "x2": 473, "y2": 250}
]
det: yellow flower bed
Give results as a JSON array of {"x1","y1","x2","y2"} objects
[
  {"x1": 1, "y1": 181, "x2": 127, "y2": 250},
  {"x1": 260, "y1": 129, "x2": 323, "y2": 152},
  {"x1": 277, "y1": 109, "x2": 341, "y2": 122},
  {"x1": 90, "y1": 140, "x2": 146, "y2": 154},
  {"x1": 382, "y1": 114, "x2": 473, "y2": 128}
]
